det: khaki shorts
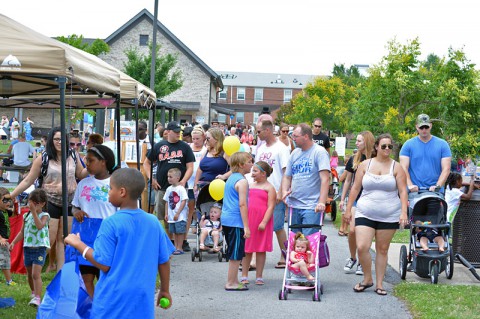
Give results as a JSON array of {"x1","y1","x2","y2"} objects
[
  {"x1": 0, "y1": 244, "x2": 11, "y2": 269},
  {"x1": 155, "y1": 189, "x2": 167, "y2": 221}
]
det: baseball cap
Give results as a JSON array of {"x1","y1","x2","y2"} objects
[
  {"x1": 166, "y1": 121, "x2": 181, "y2": 132},
  {"x1": 416, "y1": 114, "x2": 431, "y2": 126}
]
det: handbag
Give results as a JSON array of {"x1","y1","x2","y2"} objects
[{"x1": 37, "y1": 258, "x2": 92, "y2": 319}]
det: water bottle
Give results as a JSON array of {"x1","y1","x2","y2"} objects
[{"x1": 466, "y1": 161, "x2": 476, "y2": 176}]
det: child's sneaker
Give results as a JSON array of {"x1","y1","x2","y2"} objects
[
  {"x1": 356, "y1": 264, "x2": 364, "y2": 275},
  {"x1": 6, "y1": 280, "x2": 17, "y2": 286},
  {"x1": 343, "y1": 258, "x2": 357, "y2": 273},
  {"x1": 29, "y1": 296, "x2": 41, "y2": 307}
]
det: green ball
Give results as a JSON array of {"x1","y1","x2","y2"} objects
[{"x1": 160, "y1": 298, "x2": 170, "y2": 308}]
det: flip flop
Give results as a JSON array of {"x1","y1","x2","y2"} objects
[
  {"x1": 353, "y1": 282, "x2": 374, "y2": 292},
  {"x1": 240, "y1": 277, "x2": 250, "y2": 284},
  {"x1": 338, "y1": 231, "x2": 347, "y2": 236},
  {"x1": 275, "y1": 261, "x2": 286, "y2": 269},
  {"x1": 375, "y1": 288, "x2": 387, "y2": 296},
  {"x1": 225, "y1": 284, "x2": 249, "y2": 291},
  {"x1": 255, "y1": 278, "x2": 265, "y2": 285},
  {"x1": 172, "y1": 250, "x2": 184, "y2": 255}
]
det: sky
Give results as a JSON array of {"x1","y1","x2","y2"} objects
[{"x1": 2, "y1": 0, "x2": 479, "y2": 76}]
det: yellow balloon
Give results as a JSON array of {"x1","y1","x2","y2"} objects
[
  {"x1": 209, "y1": 179, "x2": 226, "y2": 201},
  {"x1": 223, "y1": 136, "x2": 241, "y2": 156}
]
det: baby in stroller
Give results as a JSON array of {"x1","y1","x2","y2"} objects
[
  {"x1": 414, "y1": 220, "x2": 445, "y2": 253},
  {"x1": 199, "y1": 203, "x2": 223, "y2": 253},
  {"x1": 289, "y1": 232, "x2": 315, "y2": 281}
]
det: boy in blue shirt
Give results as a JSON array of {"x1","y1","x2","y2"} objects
[{"x1": 65, "y1": 168, "x2": 175, "y2": 318}]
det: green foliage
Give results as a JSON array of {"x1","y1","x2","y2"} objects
[
  {"x1": 395, "y1": 283, "x2": 480, "y2": 319},
  {"x1": 286, "y1": 76, "x2": 358, "y2": 133},
  {"x1": 123, "y1": 44, "x2": 183, "y2": 98},
  {"x1": 56, "y1": 34, "x2": 109, "y2": 56}
]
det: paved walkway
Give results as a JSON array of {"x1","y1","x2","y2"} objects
[{"x1": 155, "y1": 218, "x2": 412, "y2": 318}]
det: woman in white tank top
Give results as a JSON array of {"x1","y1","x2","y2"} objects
[{"x1": 344, "y1": 133, "x2": 408, "y2": 296}]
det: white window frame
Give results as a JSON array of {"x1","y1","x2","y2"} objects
[
  {"x1": 284, "y1": 89, "x2": 293, "y2": 102},
  {"x1": 236, "y1": 112, "x2": 245, "y2": 123},
  {"x1": 253, "y1": 112, "x2": 260, "y2": 124},
  {"x1": 219, "y1": 88, "x2": 227, "y2": 100},
  {"x1": 237, "y1": 87, "x2": 245, "y2": 101},
  {"x1": 254, "y1": 88, "x2": 263, "y2": 101}
]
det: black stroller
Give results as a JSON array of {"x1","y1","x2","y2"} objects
[
  {"x1": 399, "y1": 189, "x2": 454, "y2": 284},
  {"x1": 191, "y1": 185, "x2": 227, "y2": 262}
]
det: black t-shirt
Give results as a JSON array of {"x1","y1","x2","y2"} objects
[
  {"x1": 0, "y1": 210, "x2": 12, "y2": 239},
  {"x1": 345, "y1": 154, "x2": 367, "y2": 201},
  {"x1": 313, "y1": 132, "x2": 330, "y2": 150},
  {"x1": 148, "y1": 140, "x2": 195, "y2": 190}
]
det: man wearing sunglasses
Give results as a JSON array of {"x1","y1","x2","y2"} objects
[
  {"x1": 311, "y1": 118, "x2": 330, "y2": 155},
  {"x1": 399, "y1": 114, "x2": 451, "y2": 212}
]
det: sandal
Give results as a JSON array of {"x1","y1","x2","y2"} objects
[
  {"x1": 240, "y1": 277, "x2": 250, "y2": 285},
  {"x1": 375, "y1": 288, "x2": 387, "y2": 296},
  {"x1": 353, "y1": 282, "x2": 374, "y2": 293},
  {"x1": 213, "y1": 246, "x2": 221, "y2": 253},
  {"x1": 255, "y1": 278, "x2": 265, "y2": 285},
  {"x1": 338, "y1": 231, "x2": 347, "y2": 236},
  {"x1": 199, "y1": 244, "x2": 207, "y2": 251},
  {"x1": 275, "y1": 261, "x2": 286, "y2": 269}
]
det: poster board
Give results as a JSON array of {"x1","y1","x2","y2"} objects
[{"x1": 335, "y1": 137, "x2": 346, "y2": 157}]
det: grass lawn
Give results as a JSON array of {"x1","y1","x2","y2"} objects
[
  {"x1": 329, "y1": 200, "x2": 478, "y2": 319},
  {"x1": 0, "y1": 270, "x2": 55, "y2": 318}
]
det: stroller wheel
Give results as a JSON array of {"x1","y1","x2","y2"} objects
[
  {"x1": 198, "y1": 251, "x2": 203, "y2": 262},
  {"x1": 218, "y1": 252, "x2": 223, "y2": 262},
  {"x1": 191, "y1": 249, "x2": 196, "y2": 262},
  {"x1": 278, "y1": 289, "x2": 287, "y2": 300},
  {"x1": 313, "y1": 285, "x2": 321, "y2": 301},
  {"x1": 430, "y1": 262, "x2": 439, "y2": 284},
  {"x1": 446, "y1": 248, "x2": 454, "y2": 279},
  {"x1": 399, "y1": 245, "x2": 408, "y2": 280}
]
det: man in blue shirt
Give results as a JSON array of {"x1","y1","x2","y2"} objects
[{"x1": 400, "y1": 114, "x2": 451, "y2": 214}]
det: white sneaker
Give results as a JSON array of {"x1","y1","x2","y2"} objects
[
  {"x1": 344, "y1": 258, "x2": 357, "y2": 273},
  {"x1": 356, "y1": 264, "x2": 364, "y2": 275},
  {"x1": 29, "y1": 296, "x2": 41, "y2": 307}
]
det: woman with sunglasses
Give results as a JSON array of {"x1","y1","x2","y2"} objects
[
  {"x1": 10, "y1": 127, "x2": 88, "y2": 273},
  {"x1": 193, "y1": 128, "x2": 231, "y2": 193},
  {"x1": 343, "y1": 133, "x2": 408, "y2": 295},
  {"x1": 71, "y1": 145, "x2": 117, "y2": 297},
  {"x1": 277, "y1": 123, "x2": 294, "y2": 152}
]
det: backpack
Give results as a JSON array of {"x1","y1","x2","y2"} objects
[{"x1": 36, "y1": 150, "x2": 77, "y2": 188}]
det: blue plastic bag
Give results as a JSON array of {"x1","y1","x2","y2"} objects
[
  {"x1": 37, "y1": 259, "x2": 92, "y2": 319},
  {"x1": 68, "y1": 218, "x2": 103, "y2": 266}
]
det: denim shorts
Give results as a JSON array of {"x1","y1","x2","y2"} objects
[
  {"x1": 188, "y1": 189, "x2": 195, "y2": 201},
  {"x1": 291, "y1": 208, "x2": 320, "y2": 236},
  {"x1": 273, "y1": 201, "x2": 286, "y2": 231},
  {"x1": 168, "y1": 220, "x2": 187, "y2": 234},
  {"x1": 24, "y1": 246, "x2": 47, "y2": 267}
]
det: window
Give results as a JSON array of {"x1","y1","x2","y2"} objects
[
  {"x1": 139, "y1": 35, "x2": 149, "y2": 46},
  {"x1": 219, "y1": 88, "x2": 227, "y2": 99},
  {"x1": 218, "y1": 114, "x2": 226, "y2": 123},
  {"x1": 236, "y1": 112, "x2": 244, "y2": 123},
  {"x1": 253, "y1": 112, "x2": 260, "y2": 124},
  {"x1": 284, "y1": 89, "x2": 292, "y2": 102},
  {"x1": 254, "y1": 88, "x2": 263, "y2": 101},
  {"x1": 237, "y1": 87, "x2": 245, "y2": 101}
]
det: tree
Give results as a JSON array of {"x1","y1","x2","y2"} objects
[
  {"x1": 123, "y1": 44, "x2": 183, "y2": 99},
  {"x1": 285, "y1": 76, "x2": 358, "y2": 133},
  {"x1": 56, "y1": 34, "x2": 109, "y2": 56}
]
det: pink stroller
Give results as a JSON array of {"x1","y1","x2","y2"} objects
[{"x1": 278, "y1": 208, "x2": 328, "y2": 302}]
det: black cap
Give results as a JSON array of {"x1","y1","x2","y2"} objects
[
  {"x1": 166, "y1": 121, "x2": 181, "y2": 132},
  {"x1": 183, "y1": 126, "x2": 193, "y2": 136}
]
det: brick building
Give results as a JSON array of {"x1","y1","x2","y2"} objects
[{"x1": 213, "y1": 72, "x2": 316, "y2": 126}]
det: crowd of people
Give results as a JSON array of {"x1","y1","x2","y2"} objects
[{"x1": 0, "y1": 112, "x2": 479, "y2": 315}]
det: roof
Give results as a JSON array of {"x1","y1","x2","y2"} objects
[
  {"x1": 216, "y1": 71, "x2": 319, "y2": 89},
  {"x1": 105, "y1": 9, "x2": 223, "y2": 89}
]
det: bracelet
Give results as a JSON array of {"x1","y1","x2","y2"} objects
[{"x1": 82, "y1": 246, "x2": 91, "y2": 259}]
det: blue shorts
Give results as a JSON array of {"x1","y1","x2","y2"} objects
[
  {"x1": 223, "y1": 226, "x2": 245, "y2": 261},
  {"x1": 24, "y1": 246, "x2": 47, "y2": 267},
  {"x1": 291, "y1": 208, "x2": 320, "y2": 236},
  {"x1": 273, "y1": 201, "x2": 286, "y2": 231},
  {"x1": 188, "y1": 189, "x2": 195, "y2": 201},
  {"x1": 168, "y1": 220, "x2": 187, "y2": 234}
]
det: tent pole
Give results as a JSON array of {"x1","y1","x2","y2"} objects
[
  {"x1": 147, "y1": 105, "x2": 156, "y2": 210},
  {"x1": 134, "y1": 104, "x2": 140, "y2": 171},
  {"x1": 115, "y1": 96, "x2": 121, "y2": 167},
  {"x1": 58, "y1": 77, "x2": 69, "y2": 239}
]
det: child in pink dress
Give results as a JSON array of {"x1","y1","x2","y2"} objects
[{"x1": 241, "y1": 161, "x2": 276, "y2": 286}]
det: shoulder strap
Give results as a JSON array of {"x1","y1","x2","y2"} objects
[
  {"x1": 389, "y1": 161, "x2": 396, "y2": 175},
  {"x1": 40, "y1": 151, "x2": 48, "y2": 177},
  {"x1": 366, "y1": 158, "x2": 374, "y2": 172}
]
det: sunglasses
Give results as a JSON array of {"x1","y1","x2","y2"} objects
[
  {"x1": 313, "y1": 125, "x2": 322, "y2": 128},
  {"x1": 70, "y1": 142, "x2": 82, "y2": 147},
  {"x1": 281, "y1": 130, "x2": 289, "y2": 133},
  {"x1": 2, "y1": 197, "x2": 12, "y2": 203},
  {"x1": 418, "y1": 125, "x2": 430, "y2": 130},
  {"x1": 380, "y1": 144, "x2": 394, "y2": 150}
]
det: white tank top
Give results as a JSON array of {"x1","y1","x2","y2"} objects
[{"x1": 355, "y1": 159, "x2": 401, "y2": 223}]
